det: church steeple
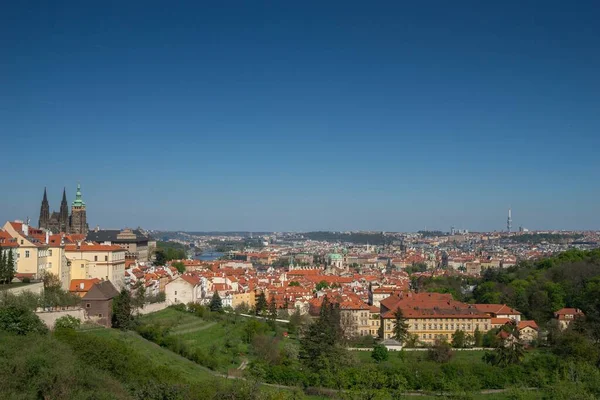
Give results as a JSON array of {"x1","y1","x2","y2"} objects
[
  {"x1": 39, "y1": 187, "x2": 50, "y2": 229},
  {"x1": 59, "y1": 187, "x2": 69, "y2": 233},
  {"x1": 72, "y1": 183, "x2": 86, "y2": 207},
  {"x1": 70, "y1": 183, "x2": 88, "y2": 235}
]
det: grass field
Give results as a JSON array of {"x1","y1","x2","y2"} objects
[
  {"x1": 83, "y1": 327, "x2": 217, "y2": 384},
  {"x1": 138, "y1": 307, "x2": 294, "y2": 373}
]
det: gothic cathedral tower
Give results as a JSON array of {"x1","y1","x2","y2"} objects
[
  {"x1": 70, "y1": 183, "x2": 88, "y2": 235},
  {"x1": 59, "y1": 188, "x2": 69, "y2": 233},
  {"x1": 39, "y1": 188, "x2": 50, "y2": 229}
]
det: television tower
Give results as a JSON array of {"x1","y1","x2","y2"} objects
[{"x1": 507, "y1": 208, "x2": 512, "y2": 233}]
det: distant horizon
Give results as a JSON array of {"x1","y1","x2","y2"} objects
[{"x1": 2, "y1": 2, "x2": 599, "y2": 231}]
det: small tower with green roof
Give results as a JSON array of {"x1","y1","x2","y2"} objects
[{"x1": 70, "y1": 183, "x2": 88, "y2": 235}]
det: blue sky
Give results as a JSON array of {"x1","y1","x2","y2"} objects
[{"x1": 1, "y1": 1, "x2": 599, "y2": 232}]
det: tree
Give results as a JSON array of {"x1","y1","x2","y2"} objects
[
  {"x1": 288, "y1": 281, "x2": 300, "y2": 287},
  {"x1": 474, "y1": 327, "x2": 483, "y2": 347},
  {"x1": 255, "y1": 292, "x2": 267, "y2": 316},
  {"x1": 427, "y1": 339, "x2": 454, "y2": 363},
  {"x1": 316, "y1": 280, "x2": 329, "y2": 291},
  {"x1": 171, "y1": 261, "x2": 186, "y2": 274},
  {"x1": 299, "y1": 295, "x2": 347, "y2": 373},
  {"x1": 209, "y1": 291, "x2": 223, "y2": 312},
  {"x1": 5, "y1": 250, "x2": 14, "y2": 283},
  {"x1": 42, "y1": 271, "x2": 62, "y2": 290},
  {"x1": 451, "y1": 329, "x2": 466, "y2": 348},
  {"x1": 132, "y1": 284, "x2": 146, "y2": 309},
  {"x1": 112, "y1": 289, "x2": 135, "y2": 330},
  {"x1": 371, "y1": 344, "x2": 389, "y2": 363},
  {"x1": 0, "y1": 305, "x2": 48, "y2": 335},
  {"x1": 153, "y1": 249, "x2": 167, "y2": 266},
  {"x1": 483, "y1": 339, "x2": 525, "y2": 367},
  {"x1": 268, "y1": 296, "x2": 277, "y2": 327},
  {"x1": 0, "y1": 249, "x2": 7, "y2": 284},
  {"x1": 392, "y1": 308, "x2": 409, "y2": 344}
]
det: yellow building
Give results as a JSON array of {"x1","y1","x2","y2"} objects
[
  {"x1": 232, "y1": 291, "x2": 256, "y2": 309},
  {"x1": 380, "y1": 292, "x2": 492, "y2": 345},
  {"x1": 2, "y1": 221, "x2": 49, "y2": 278},
  {"x1": 65, "y1": 243, "x2": 126, "y2": 289}
]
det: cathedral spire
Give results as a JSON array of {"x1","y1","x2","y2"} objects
[
  {"x1": 39, "y1": 187, "x2": 50, "y2": 229},
  {"x1": 61, "y1": 187, "x2": 67, "y2": 204}
]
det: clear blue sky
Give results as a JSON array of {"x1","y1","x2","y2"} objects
[{"x1": 1, "y1": 1, "x2": 599, "y2": 232}]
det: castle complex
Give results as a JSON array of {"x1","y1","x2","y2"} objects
[{"x1": 38, "y1": 184, "x2": 89, "y2": 235}]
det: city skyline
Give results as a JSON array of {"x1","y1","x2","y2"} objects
[{"x1": 2, "y1": 2, "x2": 599, "y2": 231}]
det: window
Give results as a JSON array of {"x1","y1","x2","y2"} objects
[
  {"x1": 81, "y1": 263, "x2": 84, "y2": 268},
  {"x1": 94, "y1": 256, "x2": 98, "y2": 261},
  {"x1": 98, "y1": 314, "x2": 103, "y2": 318},
  {"x1": 174, "y1": 291, "x2": 177, "y2": 295},
  {"x1": 49, "y1": 250, "x2": 52, "y2": 256},
  {"x1": 105, "y1": 256, "x2": 108, "y2": 261},
  {"x1": 86, "y1": 303, "x2": 91, "y2": 308},
  {"x1": 25, "y1": 250, "x2": 30, "y2": 258}
]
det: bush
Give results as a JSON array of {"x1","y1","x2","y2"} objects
[
  {"x1": 54, "y1": 315, "x2": 81, "y2": 331},
  {"x1": 371, "y1": 344, "x2": 389, "y2": 362},
  {"x1": 22, "y1": 277, "x2": 31, "y2": 283},
  {"x1": 0, "y1": 305, "x2": 48, "y2": 335},
  {"x1": 427, "y1": 339, "x2": 454, "y2": 363}
]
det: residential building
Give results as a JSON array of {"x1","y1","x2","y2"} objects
[
  {"x1": 165, "y1": 274, "x2": 203, "y2": 305},
  {"x1": 82, "y1": 281, "x2": 119, "y2": 327},
  {"x1": 554, "y1": 307, "x2": 585, "y2": 330},
  {"x1": 65, "y1": 243, "x2": 126, "y2": 289}
]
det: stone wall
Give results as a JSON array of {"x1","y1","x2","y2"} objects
[
  {"x1": 137, "y1": 301, "x2": 168, "y2": 315},
  {"x1": 35, "y1": 308, "x2": 86, "y2": 329},
  {"x1": 2, "y1": 282, "x2": 44, "y2": 295}
]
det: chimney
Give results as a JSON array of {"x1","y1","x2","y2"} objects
[
  {"x1": 22, "y1": 223, "x2": 29, "y2": 237},
  {"x1": 45, "y1": 231, "x2": 49, "y2": 244}
]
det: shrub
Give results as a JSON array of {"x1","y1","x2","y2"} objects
[
  {"x1": 0, "y1": 305, "x2": 48, "y2": 335},
  {"x1": 427, "y1": 339, "x2": 454, "y2": 363},
  {"x1": 371, "y1": 344, "x2": 389, "y2": 363},
  {"x1": 54, "y1": 315, "x2": 81, "y2": 331}
]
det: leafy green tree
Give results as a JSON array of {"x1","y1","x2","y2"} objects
[
  {"x1": 132, "y1": 284, "x2": 146, "y2": 309},
  {"x1": 316, "y1": 280, "x2": 329, "y2": 291},
  {"x1": 112, "y1": 289, "x2": 135, "y2": 330},
  {"x1": 371, "y1": 344, "x2": 389, "y2": 362},
  {"x1": 209, "y1": 291, "x2": 223, "y2": 312},
  {"x1": 268, "y1": 295, "x2": 277, "y2": 327},
  {"x1": 171, "y1": 261, "x2": 186, "y2": 274},
  {"x1": 5, "y1": 250, "x2": 14, "y2": 283},
  {"x1": 288, "y1": 281, "x2": 300, "y2": 287},
  {"x1": 451, "y1": 329, "x2": 467, "y2": 348},
  {"x1": 483, "y1": 339, "x2": 525, "y2": 367},
  {"x1": 0, "y1": 247, "x2": 7, "y2": 283},
  {"x1": 0, "y1": 305, "x2": 48, "y2": 335},
  {"x1": 153, "y1": 249, "x2": 167, "y2": 266},
  {"x1": 299, "y1": 295, "x2": 347, "y2": 373},
  {"x1": 474, "y1": 327, "x2": 483, "y2": 347},
  {"x1": 255, "y1": 292, "x2": 267, "y2": 316},
  {"x1": 392, "y1": 308, "x2": 409, "y2": 344}
]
